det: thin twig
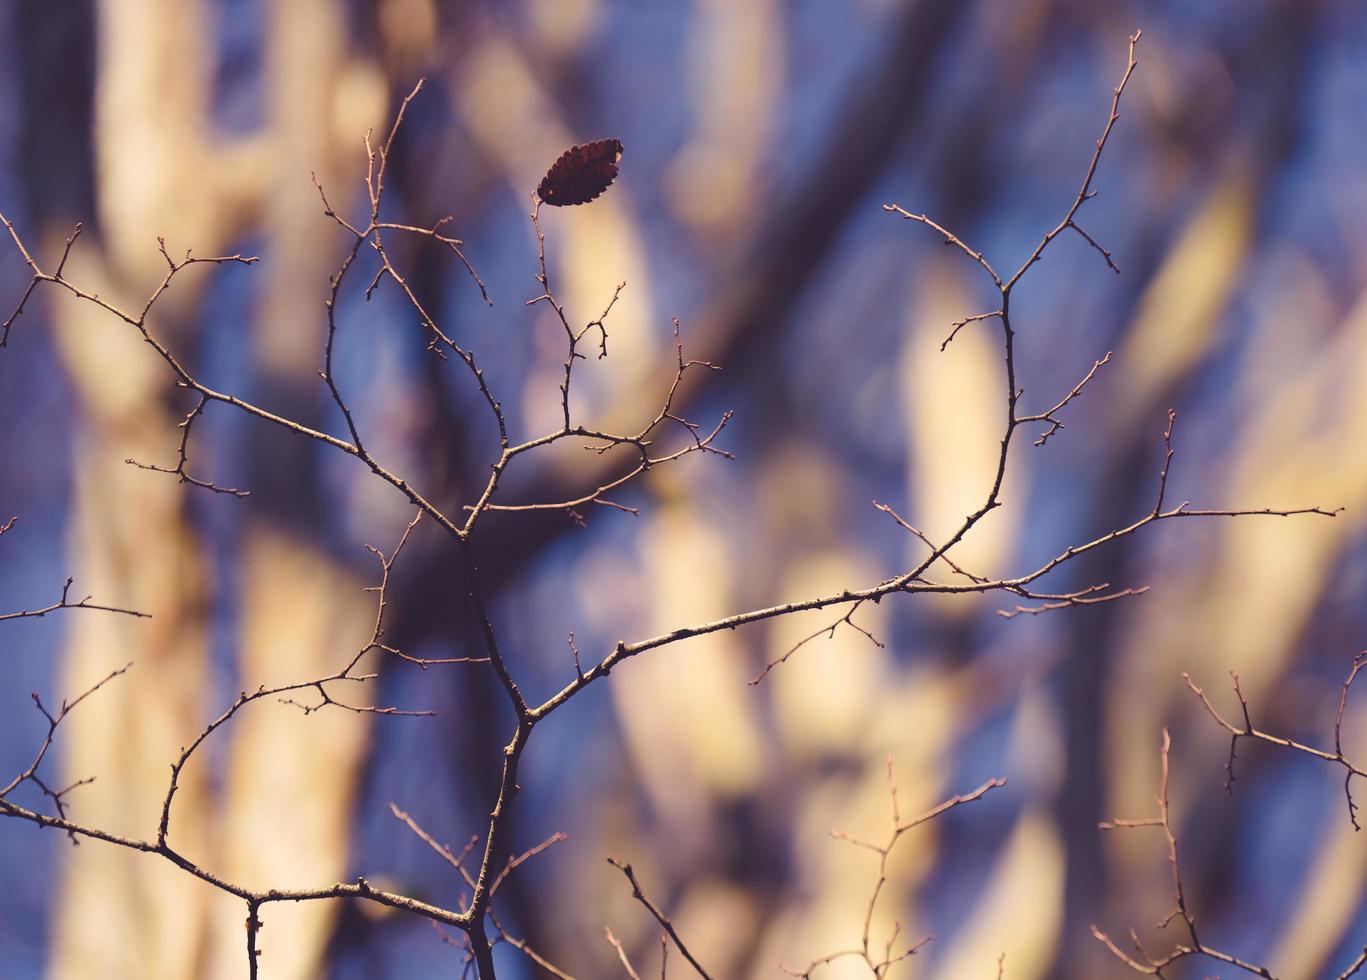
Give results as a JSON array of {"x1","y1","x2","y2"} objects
[
  {"x1": 1093, "y1": 729, "x2": 1275, "y2": 977},
  {"x1": 1186, "y1": 653, "x2": 1367, "y2": 830},
  {"x1": 608, "y1": 858, "x2": 714, "y2": 980},
  {"x1": 783, "y1": 763, "x2": 1004, "y2": 978}
]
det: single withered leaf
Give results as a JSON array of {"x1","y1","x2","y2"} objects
[{"x1": 537, "y1": 138, "x2": 623, "y2": 206}]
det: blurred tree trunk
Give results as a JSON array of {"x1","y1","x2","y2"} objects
[
  {"x1": 35, "y1": 2, "x2": 228, "y2": 975},
  {"x1": 201, "y1": 1, "x2": 376, "y2": 976},
  {"x1": 20, "y1": 1, "x2": 379, "y2": 976}
]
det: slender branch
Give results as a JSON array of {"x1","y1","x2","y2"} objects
[
  {"x1": 126, "y1": 393, "x2": 248, "y2": 496},
  {"x1": 751, "y1": 598, "x2": 885, "y2": 684},
  {"x1": 1003, "y1": 31, "x2": 1142, "y2": 293},
  {"x1": 782, "y1": 764, "x2": 1004, "y2": 978},
  {"x1": 1019, "y1": 352, "x2": 1112, "y2": 447},
  {"x1": 534, "y1": 409, "x2": 1336, "y2": 707},
  {"x1": 879, "y1": 208, "x2": 1001, "y2": 287},
  {"x1": 607, "y1": 928, "x2": 644, "y2": 980},
  {"x1": 156, "y1": 513, "x2": 448, "y2": 848},
  {"x1": 1185, "y1": 653, "x2": 1367, "y2": 830},
  {"x1": 1, "y1": 662, "x2": 133, "y2": 840},
  {"x1": 609, "y1": 858, "x2": 714, "y2": 980},
  {"x1": 1093, "y1": 729, "x2": 1275, "y2": 977},
  {"x1": 0, "y1": 576, "x2": 150, "y2": 624}
]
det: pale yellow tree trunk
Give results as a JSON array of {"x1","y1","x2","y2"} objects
[
  {"x1": 48, "y1": 2, "x2": 380, "y2": 977},
  {"x1": 48, "y1": 4, "x2": 226, "y2": 976},
  {"x1": 201, "y1": 2, "x2": 377, "y2": 975}
]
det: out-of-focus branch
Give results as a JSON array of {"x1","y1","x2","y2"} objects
[
  {"x1": 609, "y1": 858, "x2": 714, "y2": 980},
  {"x1": 1095, "y1": 728, "x2": 1367, "y2": 979},
  {"x1": 1186, "y1": 652, "x2": 1367, "y2": 830},
  {"x1": 781, "y1": 762, "x2": 1005, "y2": 978},
  {"x1": 1340, "y1": 948, "x2": 1367, "y2": 980},
  {"x1": 606, "y1": 927, "x2": 643, "y2": 980},
  {"x1": 1093, "y1": 729, "x2": 1274, "y2": 978}
]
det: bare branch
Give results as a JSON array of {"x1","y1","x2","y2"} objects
[
  {"x1": 783, "y1": 763, "x2": 1004, "y2": 978},
  {"x1": 1186, "y1": 652, "x2": 1367, "y2": 830},
  {"x1": 608, "y1": 858, "x2": 714, "y2": 980},
  {"x1": 0, "y1": 576, "x2": 150, "y2": 624},
  {"x1": 1094, "y1": 729, "x2": 1275, "y2": 977},
  {"x1": 607, "y1": 928, "x2": 644, "y2": 980}
]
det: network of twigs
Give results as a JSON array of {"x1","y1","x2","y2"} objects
[{"x1": 0, "y1": 28, "x2": 1351, "y2": 980}]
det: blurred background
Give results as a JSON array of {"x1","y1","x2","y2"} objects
[{"x1": 2, "y1": 0, "x2": 1366, "y2": 977}]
